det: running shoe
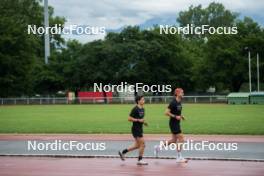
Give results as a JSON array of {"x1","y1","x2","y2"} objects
[
  {"x1": 154, "y1": 145, "x2": 160, "y2": 158},
  {"x1": 137, "y1": 160, "x2": 148, "y2": 165},
  {"x1": 176, "y1": 157, "x2": 188, "y2": 163},
  {"x1": 118, "y1": 151, "x2": 125, "y2": 161}
]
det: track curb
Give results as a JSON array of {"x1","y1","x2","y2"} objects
[{"x1": 1, "y1": 154, "x2": 264, "y2": 162}]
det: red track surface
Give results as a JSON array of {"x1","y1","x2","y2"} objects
[{"x1": 0, "y1": 156, "x2": 264, "y2": 176}]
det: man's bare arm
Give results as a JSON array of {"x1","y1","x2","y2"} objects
[{"x1": 165, "y1": 108, "x2": 181, "y2": 120}]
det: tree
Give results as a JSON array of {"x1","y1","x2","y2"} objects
[
  {"x1": 177, "y1": 3, "x2": 264, "y2": 92},
  {"x1": 0, "y1": 0, "x2": 42, "y2": 97},
  {"x1": 177, "y1": 2, "x2": 238, "y2": 38},
  {"x1": 0, "y1": 0, "x2": 66, "y2": 97}
]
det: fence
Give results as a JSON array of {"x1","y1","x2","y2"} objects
[{"x1": 0, "y1": 96, "x2": 227, "y2": 105}]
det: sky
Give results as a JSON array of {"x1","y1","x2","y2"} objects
[{"x1": 48, "y1": 0, "x2": 264, "y2": 43}]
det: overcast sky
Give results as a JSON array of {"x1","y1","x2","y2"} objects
[{"x1": 48, "y1": 0, "x2": 264, "y2": 43}]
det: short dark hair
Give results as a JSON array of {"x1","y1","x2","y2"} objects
[{"x1": 135, "y1": 95, "x2": 144, "y2": 104}]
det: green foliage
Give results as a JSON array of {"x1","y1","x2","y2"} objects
[
  {"x1": 0, "y1": 0, "x2": 65, "y2": 97},
  {"x1": 0, "y1": 1, "x2": 263, "y2": 97},
  {"x1": 177, "y1": 3, "x2": 264, "y2": 92}
]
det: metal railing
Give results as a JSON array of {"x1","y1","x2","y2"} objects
[{"x1": 0, "y1": 96, "x2": 227, "y2": 105}]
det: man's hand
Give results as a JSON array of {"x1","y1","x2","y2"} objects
[
  {"x1": 175, "y1": 115, "x2": 185, "y2": 120},
  {"x1": 138, "y1": 119, "x2": 148, "y2": 126},
  {"x1": 175, "y1": 116, "x2": 181, "y2": 120},
  {"x1": 137, "y1": 119, "x2": 144, "y2": 123}
]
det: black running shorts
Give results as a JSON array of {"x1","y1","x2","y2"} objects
[
  {"x1": 169, "y1": 120, "x2": 182, "y2": 134},
  {"x1": 131, "y1": 127, "x2": 143, "y2": 138}
]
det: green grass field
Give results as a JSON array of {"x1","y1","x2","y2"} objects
[{"x1": 0, "y1": 104, "x2": 263, "y2": 134}]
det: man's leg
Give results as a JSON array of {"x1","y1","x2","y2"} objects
[
  {"x1": 136, "y1": 137, "x2": 148, "y2": 165},
  {"x1": 175, "y1": 133, "x2": 188, "y2": 162},
  {"x1": 119, "y1": 141, "x2": 139, "y2": 161},
  {"x1": 137, "y1": 137, "x2": 145, "y2": 160},
  {"x1": 127, "y1": 142, "x2": 140, "y2": 152},
  {"x1": 167, "y1": 134, "x2": 177, "y2": 145},
  {"x1": 154, "y1": 134, "x2": 177, "y2": 157}
]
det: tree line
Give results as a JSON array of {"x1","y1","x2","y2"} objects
[{"x1": 0, "y1": 0, "x2": 263, "y2": 97}]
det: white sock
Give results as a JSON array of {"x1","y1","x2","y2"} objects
[{"x1": 177, "y1": 152, "x2": 182, "y2": 158}]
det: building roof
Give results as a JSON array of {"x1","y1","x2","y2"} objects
[
  {"x1": 227, "y1": 92, "x2": 250, "y2": 98},
  {"x1": 250, "y1": 92, "x2": 264, "y2": 97}
]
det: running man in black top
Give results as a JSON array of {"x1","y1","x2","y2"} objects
[
  {"x1": 118, "y1": 96, "x2": 148, "y2": 165},
  {"x1": 154, "y1": 88, "x2": 188, "y2": 163}
]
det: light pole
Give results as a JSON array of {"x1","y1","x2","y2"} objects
[
  {"x1": 257, "y1": 53, "x2": 260, "y2": 92},
  {"x1": 247, "y1": 49, "x2": 252, "y2": 92},
  {"x1": 44, "y1": 0, "x2": 50, "y2": 64}
]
